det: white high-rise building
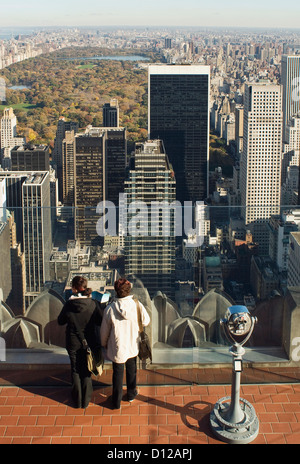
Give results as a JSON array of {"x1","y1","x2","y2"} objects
[
  {"x1": 281, "y1": 55, "x2": 300, "y2": 141},
  {"x1": 1, "y1": 108, "x2": 17, "y2": 149},
  {"x1": 0, "y1": 108, "x2": 25, "y2": 169},
  {"x1": 240, "y1": 83, "x2": 282, "y2": 255}
]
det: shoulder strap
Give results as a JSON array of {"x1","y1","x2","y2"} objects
[{"x1": 133, "y1": 297, "x2": 143, "y2": 333}]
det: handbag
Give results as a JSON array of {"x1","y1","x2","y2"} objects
[
  {"x1": 86, "y1": 346, "x2": 104, "y2": 377},
  {"x1": 69, "y1": 312, "x2": 104, "y2": 377},
  {"x1": 134, "y1": 298, "x2": 152, "y2": 362}
]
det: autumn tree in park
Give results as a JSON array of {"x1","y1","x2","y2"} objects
[{"x1": 0, "y1": 48, "x2": 155, "y2": 146}]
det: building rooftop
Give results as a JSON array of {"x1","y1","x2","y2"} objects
[
  {"x1": 0, "y1": 171, "x2": 48, "y2": 179},
  {"x1": 24, "y1": 172, "x2": 48, "y2": 185},
  {"x1": 13, "y1": 144, "x2": 48, "y2": 151},
  {"x1": 291, "y1": 231, "x2": 300, "y2": 246},
  {"x1": 205, "y1": 256, "x2": 221, "y2": 267}
]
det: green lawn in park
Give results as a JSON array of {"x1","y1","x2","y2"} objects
[
  {"x1": 0, "y1": 103, "x2": 37, "y2": 111},
  {"x1": 76, "y1": 64, "x2": 96, "y2": 69}
]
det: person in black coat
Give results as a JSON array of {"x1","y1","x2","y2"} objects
[{"x1": 58, "y1": 276, "x2": 103, "y2": 409}]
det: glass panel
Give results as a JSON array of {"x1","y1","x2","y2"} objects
[{"x1": 0, "y1": 200, "x2": 299, "y2": 385}]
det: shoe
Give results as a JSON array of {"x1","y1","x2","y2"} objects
[{"x1": 128, "y1": 389, "x2": 138, "y2": 403}]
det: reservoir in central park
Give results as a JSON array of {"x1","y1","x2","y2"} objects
[{"x1": 62, "y1": 55, "x2": 150, "y2": 62}]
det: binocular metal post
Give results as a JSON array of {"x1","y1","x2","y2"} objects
[{"x1": 210, "y1": 306, "x2": 259, "y2": 444}]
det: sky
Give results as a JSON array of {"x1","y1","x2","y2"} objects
[{"x1": 0, "y1": 0, "x2": 300, "y2": 29}]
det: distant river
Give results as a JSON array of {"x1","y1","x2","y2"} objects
[
  {"x1": 62, "y1": 55, "x2": 150, "y2": 62},
  {"x1": 0, "y1": 27, "x2": 41, "y2": 40}
]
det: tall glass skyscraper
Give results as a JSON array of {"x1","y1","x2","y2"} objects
[
  {"x1": 74, "y1": 128, "x2": 106, "y2": 246},
  {"x1": 22, "y1": 172, "x2": 52, "y2": 307},
  {"x1": 124, "y1": 140, "x2": 176, "y2": 298},
  {"x1": 281, "y1": 55, "x2": 300, "y2": 142},
  {"x1": 148, "y1": 65, "x2": 210, "y2": 204}
]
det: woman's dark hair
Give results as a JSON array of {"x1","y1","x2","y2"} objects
[
  {"x1": 114, "y1": 278, "x2": 132, "y2": 298},
  {"x1": 72, "y1": 275, "x2": 92, "y2": 297}
]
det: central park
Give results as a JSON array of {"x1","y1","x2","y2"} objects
[{"x1": 0, "y1": 48, "x2": 155, "y2": 146}]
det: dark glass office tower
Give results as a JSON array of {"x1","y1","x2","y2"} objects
[
  {"x1": 75, "y1": 128, "x2": 105, "y2": 246},
  {"x1": 104, "y1": 127, "x2": 126, "y2": 205},
  {"x1": 61, "y1": 127, "x2": 126, "y2": 208},
  {"x1": 103, "y1": 99, "x2": 119, "y2": 128},
  {"x1": 53, "y1": 118, "x2": 78, "y2": 201},
  {"x1": 148, "y1": 65, "x2": 210, "y2": 204},
  {"x1": 11, "y1": 144, "x2": 50, "y2": 171}
]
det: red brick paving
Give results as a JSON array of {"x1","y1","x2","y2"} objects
[{"x1": 0, "y1": 383, "x2": 300, "y2": 444}]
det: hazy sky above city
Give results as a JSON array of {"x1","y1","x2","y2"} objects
[{"x1": 1, "y1": 0, "x2": 300, "y2": 29}]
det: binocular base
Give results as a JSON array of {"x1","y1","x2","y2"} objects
[{"x1": 210, "y1": 396, "x2": 259, "y2": 444}]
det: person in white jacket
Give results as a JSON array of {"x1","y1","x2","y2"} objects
[{"x1": 100, "y1": 278, "x2": 150, "y2": 409}]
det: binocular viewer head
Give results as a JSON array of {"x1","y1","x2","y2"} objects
[{"x1": 221, "y1": 305, "x2": 257, "y2": 344}]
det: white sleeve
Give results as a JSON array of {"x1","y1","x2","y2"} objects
[
  {"x1": 100, "y1": 306, "x2": 112, "y2": 347},
  {"x1": 139, "y1": 302, "x2": 150, "y2": 327}
]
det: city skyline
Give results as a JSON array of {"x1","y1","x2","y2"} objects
[{"x1": 1, "y1": 0, "x2": 300, "y2": 29}]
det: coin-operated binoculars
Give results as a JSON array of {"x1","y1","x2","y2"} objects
[{"x1": 210, "y1": 306, "x2": 259, "y2": 444}]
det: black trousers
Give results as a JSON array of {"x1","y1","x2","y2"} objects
[
  {"x1": 68, "y1": 348, "x2": 93, "y2": 408},
  {"x1": 112, "y1": 356, "x2": 137, "y2": 408}
]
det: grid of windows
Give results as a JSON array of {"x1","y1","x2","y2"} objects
[{"x1": 241, "y1": 84, "x2": 282, "y2": 254}]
